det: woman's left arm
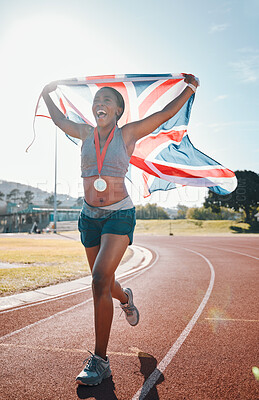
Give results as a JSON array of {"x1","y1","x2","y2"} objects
[{"x1": 123, "y1": 74, "x2": 199, "y2": 143}]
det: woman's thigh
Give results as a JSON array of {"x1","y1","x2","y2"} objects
[
  {"x1": 92, "y1": 233, "x2": 130, "y2": 279},
  {"x1": 84, "y1": 245, "x2": 100, "y2": 272}
]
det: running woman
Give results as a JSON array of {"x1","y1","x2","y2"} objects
[{"x1": 42, "y1": 74, "x2": 198, "y2": 386}]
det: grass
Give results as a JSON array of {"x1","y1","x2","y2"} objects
[
  {"x1": 0, "y1": 219, "x2": 256, "y2": 296},
  {"x1": 135, "y1": 219, "x2": 252, "y2": 236},
  {"x1": 0, "y1": 264, "x2": 89, "y2": 296},
  {"x1": 0, "y1": 238, "x2": 89, "y2": 296},
  {"x1": 0, "y1": 236, "x2": 133, "y2": 296},
  {"x1": 0, "y1": 238, "x2": 87, "y2": 264}
]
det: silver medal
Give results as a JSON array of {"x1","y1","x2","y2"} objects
[{"x1": 94, "y1": 177, "x2": 107, "y2": 192}]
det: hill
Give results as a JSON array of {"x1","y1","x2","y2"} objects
[{"x1": 0, "y1": 180, "x2": 78, "y2": 207}]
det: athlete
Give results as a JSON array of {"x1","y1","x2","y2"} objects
[{"x1": 42, "y1": 74, "x2": 198, "y2": 386}]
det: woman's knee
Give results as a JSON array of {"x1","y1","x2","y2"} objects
[{"x1": 92, "y1": 269, "x2": 112, "y2": 295}]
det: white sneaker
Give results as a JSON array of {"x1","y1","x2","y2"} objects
[
  {"x1": 75, "y1": 352, "x2": 111, "y2": 386},
  {"x1": 120, "y1": 288, "x2": 140, "y2": 326}
]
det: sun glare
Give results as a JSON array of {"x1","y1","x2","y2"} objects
[{"x1": 1, "y1": 14, "x2": 88, "y2": 84}]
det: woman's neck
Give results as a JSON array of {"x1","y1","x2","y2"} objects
[{"x1": 97, "y1": 123, "x2": 116, "y2": 140}]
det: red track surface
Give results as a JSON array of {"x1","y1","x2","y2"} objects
[{"x1": 0, "y1": 235, "x2": 258, "y2": 400}]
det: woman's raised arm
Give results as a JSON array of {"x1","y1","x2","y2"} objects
[
  {"x1": 42, "y1": 82, "x2": 92, "y2": 141},
  {"x1": 123, "y1": 74, "x2": 199, "y2": 143}
]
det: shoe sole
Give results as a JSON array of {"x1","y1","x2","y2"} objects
[
  {"x1": 129, "y1": 307, "x2": 140, "y2": 326},
  {"x1": 124, "y1": 288, "x2": 140, "y2": 326}
]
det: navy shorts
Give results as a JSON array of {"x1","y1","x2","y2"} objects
[{"x1": 78, "y1": 207, "x2": 136, "y2": 248}]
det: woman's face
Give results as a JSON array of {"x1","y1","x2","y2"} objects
[{"x1": 92, "y1": 88, "x2": 122, "y2": 127}]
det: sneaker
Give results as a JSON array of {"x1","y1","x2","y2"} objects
[
  {"x1": 75, "y1": 351, "x2": 111, "y2": 386},
  {"x1": 120, "y1": 288, "x2": 140, "y2": 326}
]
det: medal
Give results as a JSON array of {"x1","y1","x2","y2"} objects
[
  {"x1": 94, "y1": 125, "x2": 116, "y2": 192},
  {"x1": 94, "y1": 177, "x2": 107, "y2": 192}
]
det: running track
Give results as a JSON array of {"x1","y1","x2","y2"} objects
[{"x1": 0, "y1": 235, "x2": 258, "y2": 400}]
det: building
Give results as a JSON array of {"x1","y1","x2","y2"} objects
[{"x1": 0, "y1": 201, "x2": 81, "y2": 233}]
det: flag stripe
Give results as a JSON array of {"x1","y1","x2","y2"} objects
[
  {"x1": 139, "y1": 79, "x2": 181, "y2": 119},
  {"x1": 34, "y1": 73, "x2": 237, "y2": 197}
]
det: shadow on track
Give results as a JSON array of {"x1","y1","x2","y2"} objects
[
  {"x1": 76, "y1": 376, "x2": 118, "y2": 400},
  {"x1": 76, "y1": 352, "x2": 164, "y2": 399},
  {"x1": 137, "y1": 351, "x2": 164, "y2": 400}
]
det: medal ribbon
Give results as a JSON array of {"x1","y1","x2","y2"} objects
[{"x1": 94, "y1": 125, "x2": 116, "y2": 176}]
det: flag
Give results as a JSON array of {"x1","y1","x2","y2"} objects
[{"x1": 33, "y1": 73, "x2": 237, "y2": 197}]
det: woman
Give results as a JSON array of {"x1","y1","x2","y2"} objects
[{"x1": 42, "y1": 74, "x2": 198, "y2": 386}]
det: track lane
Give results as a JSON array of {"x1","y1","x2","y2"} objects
[
  {"x1": 0, "y1": 236, "x2": 258, "y2": 399},
  {"x1": 0, "y1": 248, "x2": 157, "y2": 338},
  {"x1": 131, "y1": 247, "x2": 215, "y2": 400},
  {"x1": 153, "y1": 237, "x2": 259, "y2": 400}
]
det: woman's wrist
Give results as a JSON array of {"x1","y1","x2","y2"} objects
[
  {"x1": 187, "y1": 83, "x2": 197, "y2": 93},
  {"x1": 182, "y1": 73, "x2": 199, "y2": 90}
]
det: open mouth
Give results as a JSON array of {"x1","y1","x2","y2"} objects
[{"x1": 96, "y1": 109, "x2": 107, "y2": 118}]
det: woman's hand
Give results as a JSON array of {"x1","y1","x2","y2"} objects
[
  {"x1": 123, "y1": 73, "x2": 200, "y2": 142},
  {"x1": 182, "y1": 73, "x2": 199, "y2": 88}
]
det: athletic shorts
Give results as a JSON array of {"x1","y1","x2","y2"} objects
[{"x1": 78, "y1": 207, "x2": 136, "y2": 248}]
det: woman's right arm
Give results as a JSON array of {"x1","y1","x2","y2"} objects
[{"x1": 42, "y1": 82, "x2": 92, "y2": 140}]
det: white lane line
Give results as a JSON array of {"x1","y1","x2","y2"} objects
[
  {"x1": 0, "y1": 245, "x2": 152, "y2": 314},
  {"x1": 225, "y1": 244, "x2": 258, "y2": 251},
  {"x1": 0, "y1": 248, "x2": 159, "y2": 342},
  {"x1": 118, "y1": 249, "x2": 159, "y2": 286},
  {"x1": 131, "y1": 247, "x2": 215, "y2": 400},
  {"x1": 207, "y1": 246, "x2": 259, "y2": 261},
  {"x1": 0, "y1": 286, "x2": 92, "y2": 314},
  {"x1": 186, "y1": 243, "x2": 259, "y2": 261},
  {"x1": 0, "y1": 298, "x2": 93, "y2": 341}
]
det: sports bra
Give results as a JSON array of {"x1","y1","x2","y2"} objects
[{"x1": 81, "y1": 126, "x2": 131, "y2": 178}]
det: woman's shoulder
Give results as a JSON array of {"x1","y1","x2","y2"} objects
[{"x1": 81, "y1": 124, "x2": 94, "y2": 142}]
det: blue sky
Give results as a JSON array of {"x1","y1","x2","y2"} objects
[{"x1": 0, "y1": 0, "x2": 258, "y2": 207}]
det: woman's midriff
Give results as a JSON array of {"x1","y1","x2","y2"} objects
[{"x1": 83, "y1": 176, "x2": 129, "y2": 207}]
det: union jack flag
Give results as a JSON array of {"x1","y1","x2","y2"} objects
[{"x1": 33, "y1": 74, "x2": 237, "y2": 197}]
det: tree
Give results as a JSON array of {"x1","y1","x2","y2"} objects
[
  {"x1": 6, "y1": 189, "x2": 21, "y2": 203},
  {"x1": 204, "y1": 170, "x2": 259, "y2": 223},
  {"x1": 21, "y1": 190, "x2": 34, "y2": 206},
  {"x1": 187, "y1": 207, "x2": 211, "y2": 220},
  {"x1": 45, "y1": 195, "x2": 62, "y2": 207},
  {"x1": 175, "y1": 204, "x2": 188, "y2": 219},
  {"x1": 186, "y1": 206, "x2": 238, "y2": 220},
  {"x1": 136, "y1": 203, "x2": 169, "y2": 219}
]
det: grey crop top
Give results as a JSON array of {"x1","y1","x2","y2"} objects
[{"x1": 81, "y1": 126, "x2": 131, "y2": 178}]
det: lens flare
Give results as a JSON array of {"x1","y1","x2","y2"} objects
[{"x1": 252, "y1": 366, "x2": 259, "y2": 381}]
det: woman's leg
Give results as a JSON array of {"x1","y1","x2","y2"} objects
[
  {"x1": 90, "y1": 233, "x2": 130, "y2": 360},
  {"x1": 110, "y1": 275, "x2": 128, "y2": 302},
  {"x1": 84, "y1": 245, "x2": 100, "y2": 272},
  {"x1": 84, "y1": 245, "x2": 128, "y2": 304}
]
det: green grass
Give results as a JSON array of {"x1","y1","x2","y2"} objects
[
  {"x1": 135, "y1": 219, "x2": 252, "y2": 236},
  {"x1": 0, "y1": 238, "x2": 89, "y2": 296},
  {"x1": 0, "y1": 264, "x2": 89, "y2": 296},
  {"x1": 0, "y1": 238, "x2": 87, "y2": 264},
  {"x1": 0, "y1": 220, "x2": 256, "y2": 296},
  {"x1": 0, "y1": 237, "x2": 132, "y2": 296}
]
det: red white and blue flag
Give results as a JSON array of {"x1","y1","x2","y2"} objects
[{"x1": 33, "y1": 74, "x2": 237, "y2": 197}]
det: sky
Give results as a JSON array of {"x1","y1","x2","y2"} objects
[{"x1": 0, "y1": 0, "x2": 258, "y2": 208}]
